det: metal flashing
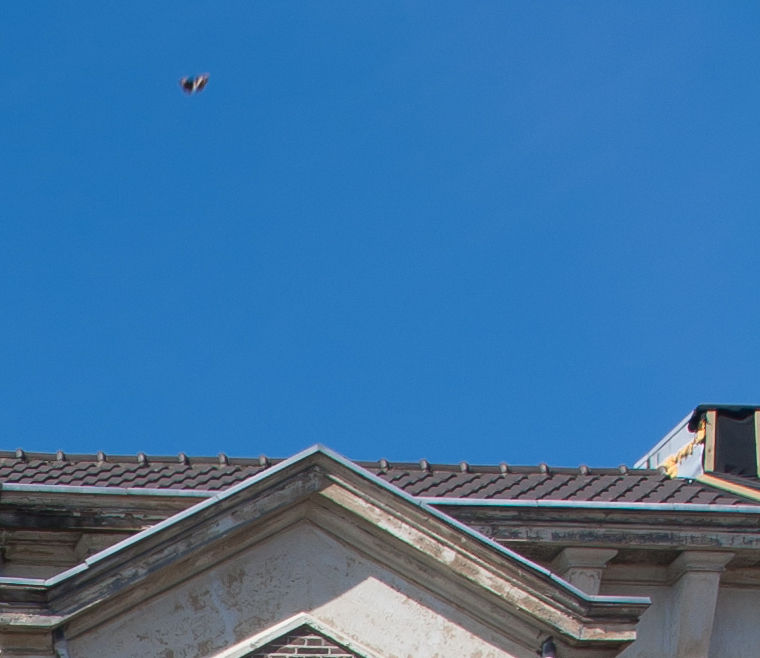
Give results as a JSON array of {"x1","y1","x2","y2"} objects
[
  {"x1": 635, "y1": 412, "x2": 692, "y2": 469},
  {"x1": 0, "y1": 482, "x2": 214, "y2": 497},
  {"x1": 419, "y1": 496, "x2": 760, "y2": 513},
  {"x1": 696, "y1": 473, "x2": 760, "y2": 504}
]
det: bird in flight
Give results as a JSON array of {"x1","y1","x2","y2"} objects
[{"x1": 179, "y1": 73, "x2": 209, "y2": 94}]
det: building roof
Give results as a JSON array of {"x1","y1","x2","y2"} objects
[
  {"x1": 1, "y1": 449, "x2": 755, "y2": 505},
  {"x1": 0, "y1": 446, "x2": 650, "y2": 656}
]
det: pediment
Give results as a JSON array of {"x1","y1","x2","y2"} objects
[
  {"x1": 213, "y1": 614, "x2": 373, "y2": 658},
  {"x1": 0, "y1": 446, "x2": 648, "y2": 657},
  {"x1": 241, "y1": 624, "x2": 358, "y2": 658}
]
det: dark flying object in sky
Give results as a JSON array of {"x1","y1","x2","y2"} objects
[{"x1": 180, "y1": 74, "x2": 209, "y2": 94}]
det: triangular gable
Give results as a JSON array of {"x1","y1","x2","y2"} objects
[
  {"x1": 0, "y1": 445, "x2": 649, "y2": 657},
  {"x1": 247, "y1": 626, "x2": 356, "y2": 658},
  {"x1": 214, "y1": 613, "x2": 375, "y2": 658}
]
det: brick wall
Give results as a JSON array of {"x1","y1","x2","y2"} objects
[{"x1": 247, "y1": 624, "x2": 359, "y2": 658}]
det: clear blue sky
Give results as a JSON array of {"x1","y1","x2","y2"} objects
[{"x1": 2, "y1": 3, "x2": 759, "y2": 467}]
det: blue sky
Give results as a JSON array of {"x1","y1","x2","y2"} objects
[{"x1": 2, "y1": 3, "x2": 759, "y2": 467}]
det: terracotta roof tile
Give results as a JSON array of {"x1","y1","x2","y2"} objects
[
  {"x1": 462, "y1": 475, "x2": 514, "y2": 499},
  {"x1": 431, "y1": 474, "x2": 483, "y2": 498},
  {"x1": 667, "y1": 484, "x2": 708, "y2": 504},
  {"x1": 638, "y1": 479, "x2": 683, "y2": 503},
  {"x1": 590, "y1": 476, "x2": 634, "y2": 502},
  {"x1": 520, "y1": 475, "x2": 574, "y2": 500},
  {"x1": 614, "y1": 475, "x2": 664, "y2": 502},
  {"x1": 455, "y1": 473, "x2": 510, "y2": 498},
  {"x1": 549, "y1": 475, "x2": 598, "y2": 500},
  {"x1": 511, "y1": 474, "x2": 555, "y2": 500},
  {"x1": 0, "y1": 451, "x2": 757, "y2": 506},
  {"x1": 484, "y1": 474, "x2": 529, "y2": 499},
  {"x1": 569, "y1": 474, "x2": 623, "y2": 501},
  {"x1": 408, "y1": 472, "x2": 458, "y2": 496}
]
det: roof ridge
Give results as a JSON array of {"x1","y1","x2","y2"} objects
[
  {"x1": 0, "y1": 450, "x2": 281, "y2": 467},
  {"x1": 0, "y1": 450, "x2": 663, "y2": 475}
]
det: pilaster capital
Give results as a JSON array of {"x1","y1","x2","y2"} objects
[
  {"x1": 668, "y1": 550, "x2": 734, "y2": 581},
  {"x1": 551, "y1": 547, "x2": 618, "y2": 573}
]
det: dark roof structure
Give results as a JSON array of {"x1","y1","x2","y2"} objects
[{"x1": 1, "y1": 449, "x2": 755, "y2": 505}]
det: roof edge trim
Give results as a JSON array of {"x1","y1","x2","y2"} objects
[
  {"x1": 695, "y1": 474, "x2": 760, "y2": 503},
  {"x1": 0, "y1": 483, "x2": 214, "y2": 497},
  {"x1": 419, "y1": 497, "x2": 760, "y2": 513}
]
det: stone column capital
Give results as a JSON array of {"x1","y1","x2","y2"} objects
[
  {"x1": 551, "y1": 548, "x2": 618, "y2": 595},
  {"x1": 668, "y1": 550, "x2": 734, "y2": 581},
  {"x1": 551, "y1": 547, "x2": 618, "y2": 573}
]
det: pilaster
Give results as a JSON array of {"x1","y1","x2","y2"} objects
[{"x1": 666, "y1": 550, "x2": 734, "y2": 658}]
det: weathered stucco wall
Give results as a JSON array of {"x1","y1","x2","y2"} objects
[
  {"x1": 710, "y1": 587, "x2": 760, "y2": 658},
  {"x1": 606, "y1": 579, "x2": 760, "y2": 658},
  {"x1": 612, "y1": 584, "x2": 669, "y2": 658},
  {"x1": 66, "y1": 522, "x2": 530, "y2": 658}
]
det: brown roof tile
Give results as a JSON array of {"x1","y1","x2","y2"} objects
[{"x1": 0, "y1": 450, "x2": 757, "y2": 506}]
